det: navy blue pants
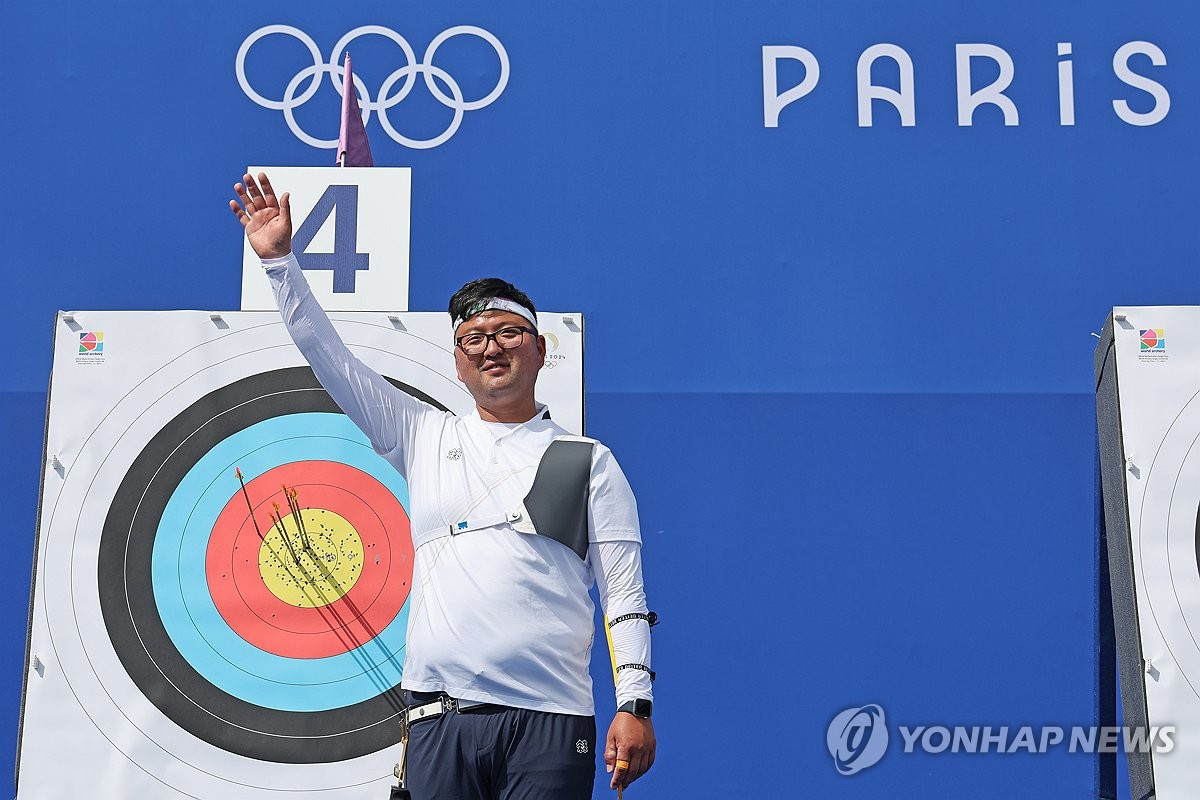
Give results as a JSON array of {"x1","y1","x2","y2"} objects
[{"x1": 404, "y1": 692, "x2": 596, "y2": 800}]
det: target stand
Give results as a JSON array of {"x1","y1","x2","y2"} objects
[
  {"x1": 1095, "y1": 307, "x2": 1200, "y2": 799},
  {"x1": 15, "y1": 309, "x2": 582, "y2": 799}
]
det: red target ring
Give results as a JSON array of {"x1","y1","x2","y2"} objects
[{"x1": 206, "y1": 461, "x2": 412, "y2": 659}]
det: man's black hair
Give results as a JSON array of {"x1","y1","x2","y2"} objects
[{"x1": 448, "y1": 278, "x2": 538, "y2": 327}]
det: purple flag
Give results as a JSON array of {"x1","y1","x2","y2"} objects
[{"x1": 337, "y1": 52, "x2": 373, "y2": 166}]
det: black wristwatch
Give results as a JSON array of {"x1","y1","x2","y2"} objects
[{"x1": 617, "y1": 699, "x2": 653, "y2": 719}]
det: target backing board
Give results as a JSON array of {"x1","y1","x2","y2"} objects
[
  {"x1": 1112, "y1": 306, "x2": 1200, "y2": 794},
  {"x1": 16, "y1": 309, "x2": 582, "y2": 799}
]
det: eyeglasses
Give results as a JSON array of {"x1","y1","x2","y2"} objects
[{"x1": 455, "y1": 326, "x2": 537, "y2": 355}]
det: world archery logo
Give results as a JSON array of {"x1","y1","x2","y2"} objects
[
  {"x1": 827, "y1": 704, "x2": 889, "y2": 775},
  {"x1": 79, "y1": 332, "x2": 104, "y2": 354},
  {"x1": 1139, "y1": 329, "x2": 1165, "y2": 350},
  {"x1": 236, "y1": 25, "x2": 509, "y2": 151}
]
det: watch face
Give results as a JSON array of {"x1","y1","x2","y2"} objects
[{"x1": 618, "y1": 698, "x2": 652, "y2": 718}]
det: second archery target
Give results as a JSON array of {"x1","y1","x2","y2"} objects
[{"x1": 1113, "y1": 306, "x2": 1200, "y2": 794}]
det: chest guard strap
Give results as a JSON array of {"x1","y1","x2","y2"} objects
[{"x1": 522, "y1": 439, "x2": 594, "y2": 560}]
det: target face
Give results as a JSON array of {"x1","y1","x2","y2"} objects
[
  {"x1": 19, "y1": 313, "x2": 496, "y2": 798},
  {"x1": 99, "y1": 367, "x2": 425, "y2": 763}
]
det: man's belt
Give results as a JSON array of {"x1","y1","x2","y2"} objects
[{"x1": 404, "y1": 694, "x2": 494, "y2": 725}]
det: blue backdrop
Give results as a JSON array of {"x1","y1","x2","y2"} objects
[{"x1": 4, "y1": 1, "x2": 1192, "y2": 796}]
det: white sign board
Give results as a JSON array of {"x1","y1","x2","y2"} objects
[
  {"x1": 1114, "y1": 305, "x2": 1200, "y2": 794},
  {"x1": 18, "y1": 309, "x2": 582, "y2": 798},
  {"x1": 240, "y1": 166, "x2": 411, "y2": 311}
]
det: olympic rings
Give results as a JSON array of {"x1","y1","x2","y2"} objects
[{"x1": 236, "y1": 24, "x2": 509, "y2": 150}]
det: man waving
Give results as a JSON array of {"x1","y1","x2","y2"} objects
[{"x1": 231, "y1": 173, "x2": 656, "y2": 799}]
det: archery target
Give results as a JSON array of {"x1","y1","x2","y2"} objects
[
  {"x1": 1115, "y1": 306, "x2": 1200, "y2": 792},
  {"x1": 99, "y1": 368, "x2": 421, "y2": 763},
  {"x1": 16, "y1": 310, "x2": 577, "y2": 799}
]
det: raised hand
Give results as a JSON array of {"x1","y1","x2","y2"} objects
[{"x1": 230, "y1": 172, "x2": 293, "y2": 259}]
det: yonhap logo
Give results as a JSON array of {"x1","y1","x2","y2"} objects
[
  {"x1": 827, "y1": 704, "x2": 889, "y2": 775},
  {"x1": 824, "y1": 701, "x2": 1174, "y2": 775}
]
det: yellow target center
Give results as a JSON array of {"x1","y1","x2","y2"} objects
[{"x1": 258, "y1": 508, "x2": 364, "y2": 608}]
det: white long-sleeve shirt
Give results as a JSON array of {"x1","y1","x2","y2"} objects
[{"x1": 265, "y1": 253, "x2": 652, "y2": 714}]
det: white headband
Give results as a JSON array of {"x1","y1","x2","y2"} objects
[{"x1": 453, "y1": 297, "x2": 538, "y2": 330}]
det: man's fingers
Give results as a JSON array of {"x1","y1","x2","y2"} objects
[
  {"x1": 610, "y1": 755, "x2": 629, "y2": 790},
  {"x1": 633, "y1": 751, "x2": 650, "y2": 781},
  {"x1": 258, "y1": 172, "x2": 279, "y2": 207},
  {"x1": 616, "y1": 747, "x2": 653, "y2": 789},
  {"x1": 619, "y1": 754, "x2": 645, "y2": 789},
  {"x1": 229, "y1": 184, "x2": 255, "y2": 226},
  {"x1": 243, "y1": 174, "x2": 266, "y2": 206},
  {"x1": 233, "y1": 182, "x2": 258, "y2": 215},
  {"x1": 278, "y1": 191, "x2": 291, "y2": 227},
  {"x1": 229, "y1": 199, "x2": 251, "y2": 227}
]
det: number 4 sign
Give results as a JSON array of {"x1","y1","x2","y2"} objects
[{"x1": 240, "y1": 166, "x2": 412, "y2": 311}]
